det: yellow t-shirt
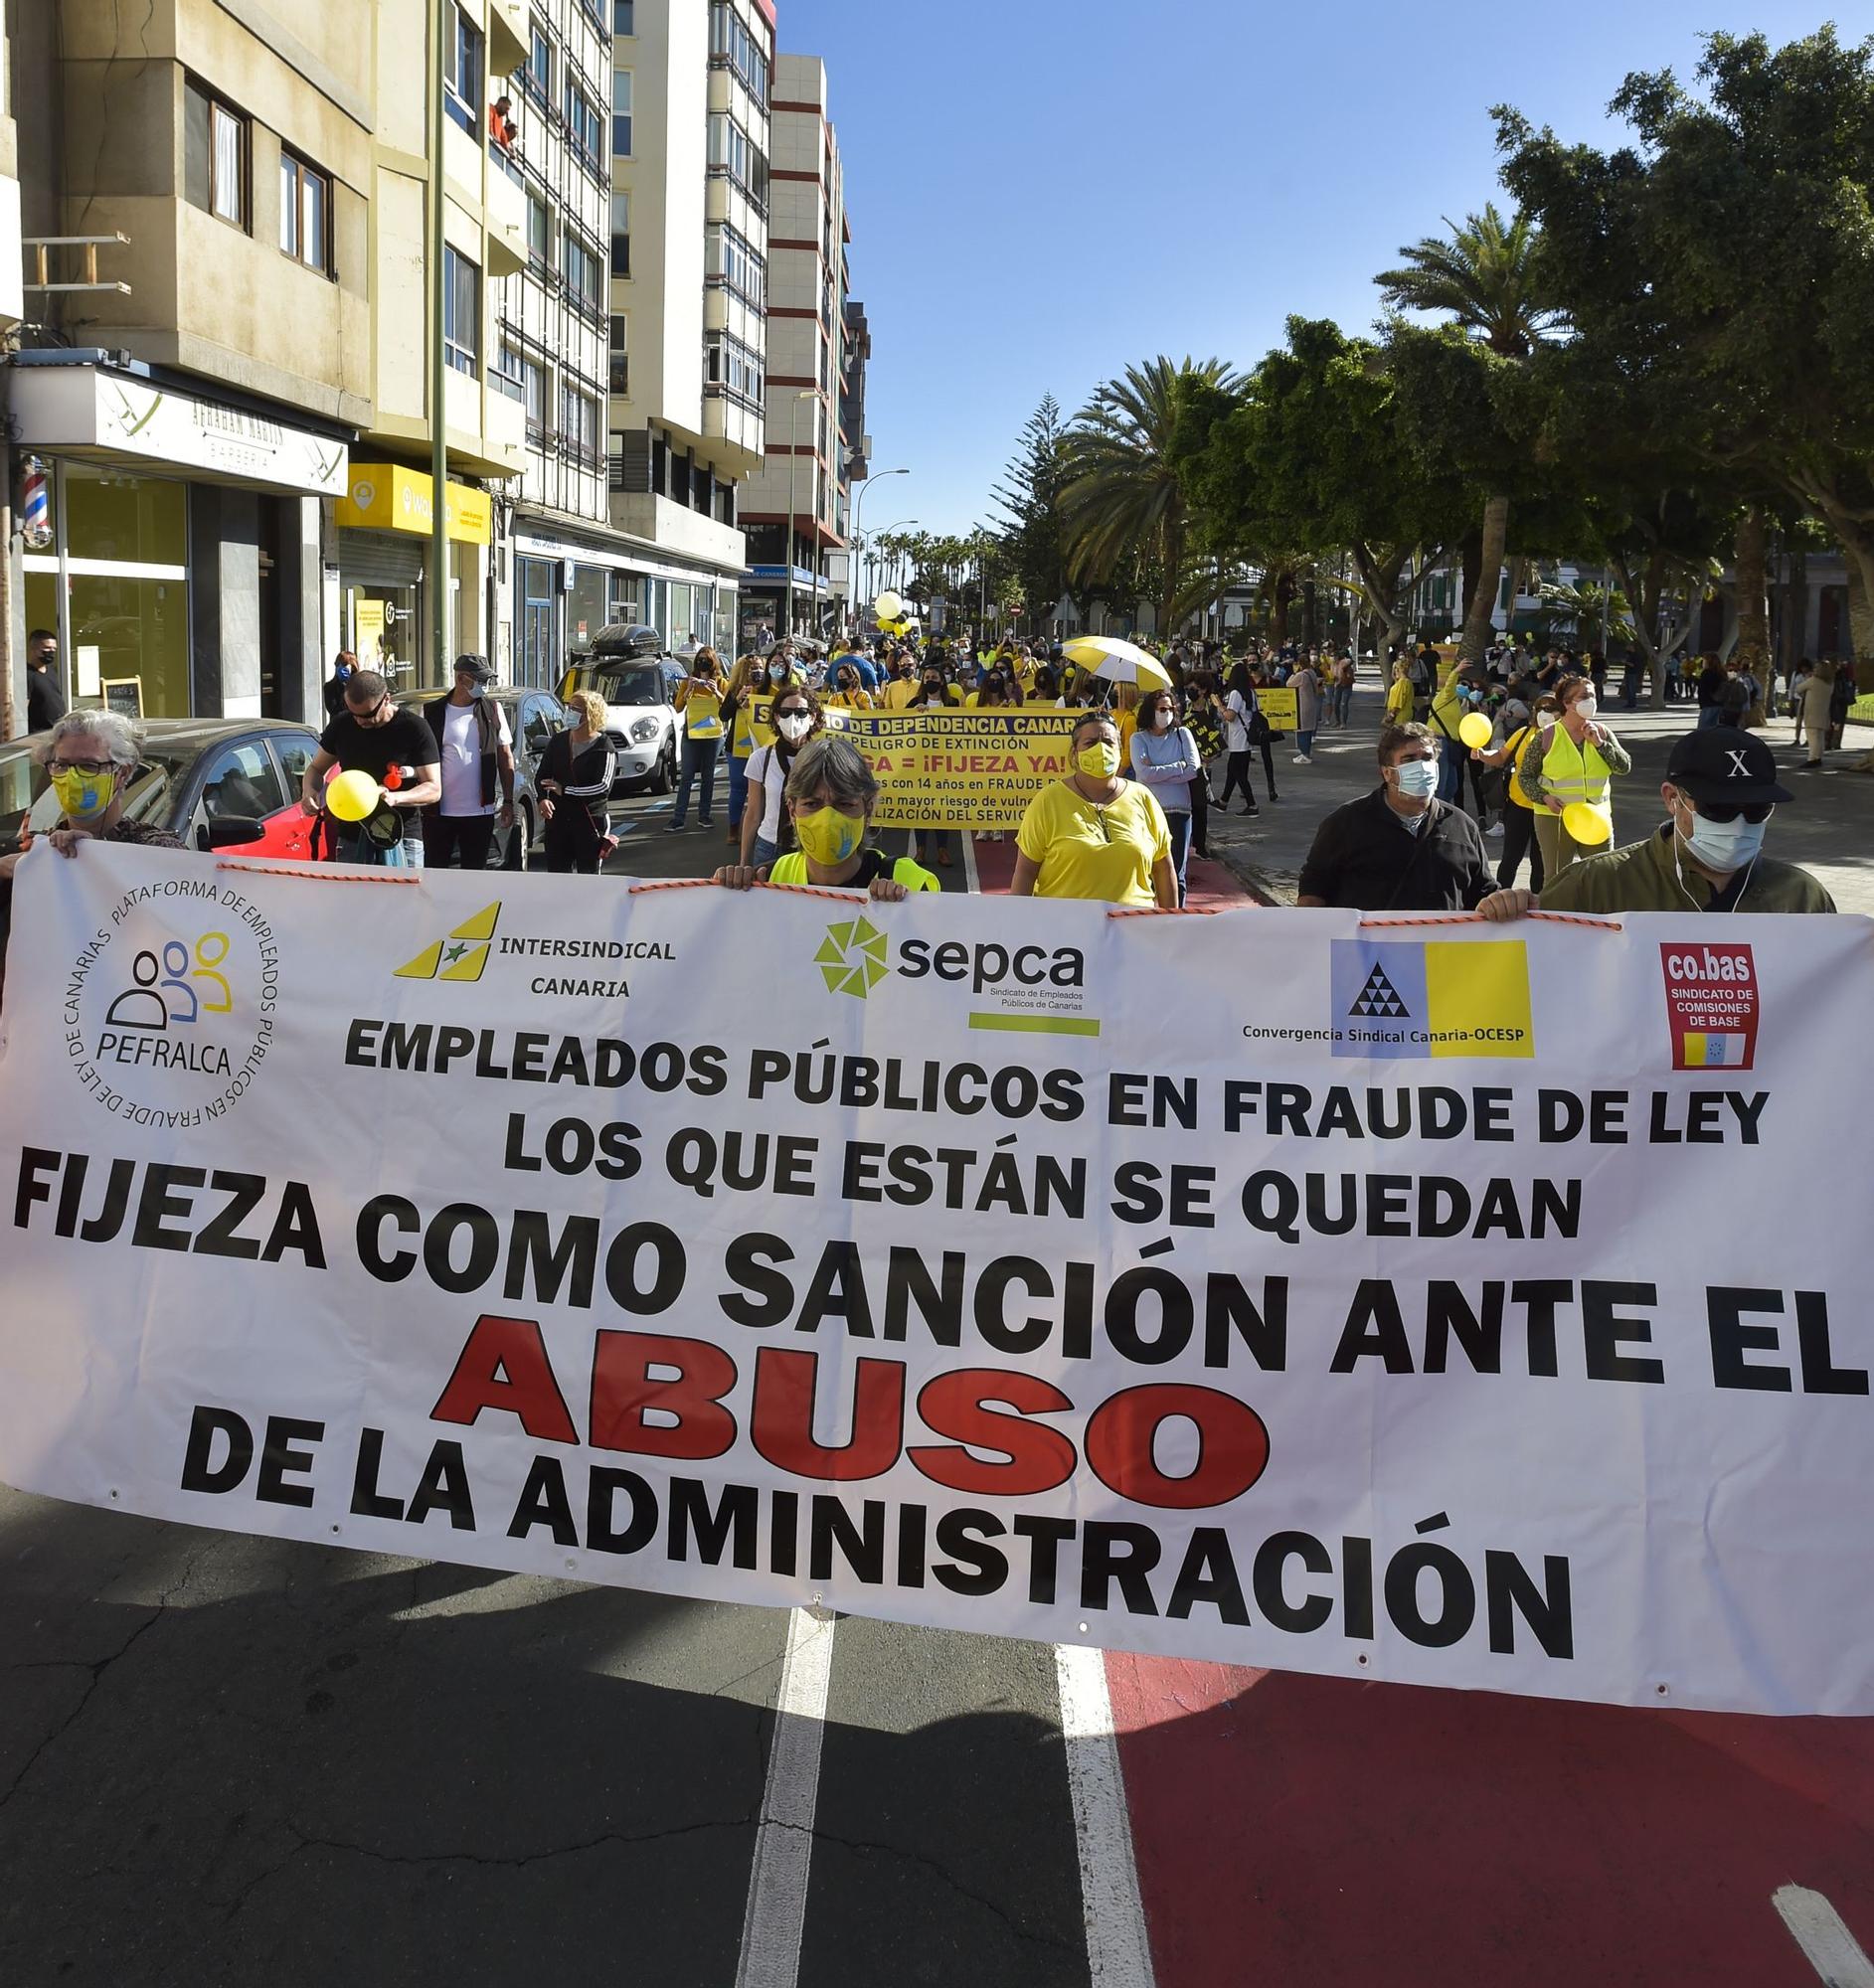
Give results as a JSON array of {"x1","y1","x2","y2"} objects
[
  {"x1": 769, "y1": 849, "x2": 938, "y2": 893},
  {"x1": 881, "y1": 677, "x2": 919, "y2": 712},
  {"x1": 823, "y1": 689, "x2": 874, "y2": 712},
  {"x1": 1385, "y1": 676, "x2": 1414, "y2": 726},
  {"x1": 1016, "y1": 779, "x2": 1171, "y2": 908}
]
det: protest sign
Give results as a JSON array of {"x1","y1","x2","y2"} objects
[
  {"x1": 1, "y1": 846, "x2": 1869, "y2": 1715},
  {"x1": 756, "y1": 702, "x2": 1082, "y2": 830},
  {"x1": 1257, "y1": 687, "x2": 1297, "y2": 733}
]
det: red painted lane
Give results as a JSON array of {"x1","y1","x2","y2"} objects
[
  {"x1": 968, "y1": 835, "x2": 1260, "y2": 911},
  {"x1": 1105, "y1": 1652, "x2": 1874, "y2": 1988}
]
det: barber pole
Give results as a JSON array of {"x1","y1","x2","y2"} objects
[{"x1": 20, "y1": 456, "x2": 51, "y2": 549}]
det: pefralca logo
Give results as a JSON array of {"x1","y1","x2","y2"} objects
[{"x1": 815, "y1": 914, "x2": 891, "y2": 998}]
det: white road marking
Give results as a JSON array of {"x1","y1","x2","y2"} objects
[
  {"x1": 961, "y1": 830, "x2": 981, "y2": 894},
  {"x1": 1056, "y1": 1642, "x2": 1156, "y2": 1987},
  {"x1": 734, "y1": 1607, "x2": 838, "y2": 1988},
  {"x1": 1775, "y1": 1887, "x2": 1874, "y2": 1987}
]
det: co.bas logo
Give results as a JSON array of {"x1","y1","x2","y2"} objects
[{"x1": 811, "y1": 917, "x2": 1096, "y2": 1034}]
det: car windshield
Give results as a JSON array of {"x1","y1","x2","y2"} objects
[
  {"x1": 564, "y1": 663, "x2": 666, "y2": 709},
  {"x1": 3, "y1": 735, "x2": 199, "y2": 848}
]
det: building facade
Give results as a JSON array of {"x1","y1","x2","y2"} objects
[
  {"x1": 336, "y1": 0, "x2": 529, "y2": 700},
  {"x1": 6, "y1": 0, "x2": 374, "y2": 729},
  {"x1": 601, "y1": 0, "x2": 774, "y2": 661},
  {"x1": 491, "y1": 0, "x2": 616, "y2": 687},
  {"x1": 737, "y1": 52, "x2": 846, "y2": 647}
]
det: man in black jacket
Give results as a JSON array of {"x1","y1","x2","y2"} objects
[
  {"x1": 1296, "y1": 723, "x2": 1529, "y2": 916},
  {"x1": 423, "y1": 655, "x2": 515, "y2": 870},
  {"x1": 25, "y1": 629, "x2": 66, "y2": 733}
]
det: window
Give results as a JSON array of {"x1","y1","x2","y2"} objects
[
  {"x1": 183, "y1": 79, "x2": 249, "y2": 229},
  {"x1": 443, "y1": 245, "x2": 480, "y2": 375},
  {"x1": 564, "y1": 232, "x2": 602, "y2": 316},
  {"x1": 446, "y1": 6, "x2": 483, "y2": 137},
  {"x1": 609, "y1": 314, "x2": 629, "y2": 395},
  {"x1": 613, "y1": 0, "x2": 635, "y2": 33},
  {"x1": 196, "y1": 742, "x2": 286, "y2": 838},
  {"x1": 611, "y1": 71, "x2": 632, "y2": 158},
  {"x1": 707, "y1": 113, "x2": 767, "y2": 209},
  {"x1": 706, "y1": 223, "x2": 765, "y2": 308},
  {"x1": 526, "y1": 192, "x2": 553, "y2": 270},
  {"x1": 609, "y1": 193, "x2": 630, "y2": 278},
  {"x1": 565, "y1": 80, "x2": 601, "y2": 165},
  {"x1": 526, "y1": 22, "x2": 552, "y2": 102},
  {"x1": 494, "y1": 342, "x2": 527, "y2": 403},
  {"x1": 560, "y1": 383, "x2": 600, "y2": 465},
  {"x1": 278, "y1": 152, "x2": 331, "y2": 273},
  {"x1": 709, "y1": 2, "x2": 769, "y2": 107},
  {"x1": 705, "y1": 331, "x2": 764, "y2": 407}
]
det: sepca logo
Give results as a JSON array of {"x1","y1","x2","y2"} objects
[
  {"x1": 397, "y1": 903, "x2": 502, "y2": 983},
  {"x1": 815, "y1": 914, "x2": 891, "y2": 998}
]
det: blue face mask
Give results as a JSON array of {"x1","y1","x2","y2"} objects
[
  {"x1": 768, "y1": 664, "x2": 787, "y2": 684},
  {"x1": 1392, "y1": 757, "x2": 1440, "y2": 800}
]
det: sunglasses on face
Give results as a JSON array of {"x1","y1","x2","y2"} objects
[{"x1": 1691, "y1": 799, "x2": 1774, "y2": 825}]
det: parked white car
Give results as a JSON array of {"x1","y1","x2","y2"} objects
[{"x1": 560, "y1": 625, "x2": 678, "y2": 796}]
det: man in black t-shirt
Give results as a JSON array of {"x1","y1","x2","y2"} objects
[{"x1": 299, "y1": 669, "x2": 440, "y2": 867}]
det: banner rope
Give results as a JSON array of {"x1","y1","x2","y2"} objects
[
  {"x1": 213, "y1": 861, "x2": 420, "y2": 885},
  {"x1": 1358, "y1": 911, "x2": 1622, "y2": 931}
]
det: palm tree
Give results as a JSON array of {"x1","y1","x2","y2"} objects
[
  {"x1": 1378, "y1": 205, "x2": 1559, "y2": 665},
  {"x1": 1061, "y1": 356, "x2": 1237, "y2": 637}
]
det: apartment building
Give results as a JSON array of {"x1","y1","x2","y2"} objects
[
  {"x1": 737, "y1": 53, "x2": 846, "y2": 647},
  {"x1": 605, "y1": 0, "x2": 774, "y2": 657},
  {"x1": 489, "y1": 0, "x2": 615, "y2": 686},
  {"x1": 6, "y1": 0, "x2": 373, "y2": 728},
  {"x1": 336, "y1": 0, "x2": 529, "y2": 697}
]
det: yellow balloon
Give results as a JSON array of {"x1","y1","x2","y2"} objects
[
  {"x1": 325, "y1": 769, "x2": 382, "y2": 822},
  {"x1": 1458, "y1": 712, "x2": 1494, "y2": 749},
  {"x1": 1562, "y1": 802, "x2": 1612, "y2": 847},
  {"x1": 874, "y1": 590, "x2": 904, "y2": 621}
]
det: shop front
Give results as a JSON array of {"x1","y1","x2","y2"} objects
[
  {"x1": 335, "y1": 465, "x2": 493, "y2": 697},
  {"x1": 9, "y1": 354, "x2": 350, "y2": 722}
]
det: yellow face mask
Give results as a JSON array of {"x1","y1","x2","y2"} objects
[
  {"x1": 1076, "y1": 741, "x2": 1121, "y2": 779},
  {"x1": 793, "y1": 805, "x2": 865, "y2": 867}
]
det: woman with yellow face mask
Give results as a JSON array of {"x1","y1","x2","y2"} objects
[
  {"x1": 1011, "y1": 713, "x2": 1178, "y2": 908},
  {"x1": 712, "y1": 736, "x2": 937, "y2": 901}
]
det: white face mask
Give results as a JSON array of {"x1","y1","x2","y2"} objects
[
  {"x1": 775, "y1": 713, "x2": 811, "y2": 743},
  {"x1": 1150, "y1": 709, "x2": 1174, "y2": 731},
  {"x1": 1675, "y1": 795, "x2": 1770, "y2": 876},
  {"x1": 1392, "y1": 757, "x2": 1439, "y2": 800},
  {"x1": 1573, "y1": 695, "x2": 1599, "y2": 721}
]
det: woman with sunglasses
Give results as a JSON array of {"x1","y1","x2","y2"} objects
[
  {"x1": 739, "y1": 682, "x2": 824, "y2": 869},
  {"x1": 1012, "y1": 713, "x2": 1177, "y2": 910}
]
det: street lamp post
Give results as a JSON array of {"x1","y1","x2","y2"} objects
[
  {"x1": 783, "y1": 389, "x2": 815, "y2": 640},
  {"x1": 851, "y1": 468, "x2": 908, "y2": 618}
]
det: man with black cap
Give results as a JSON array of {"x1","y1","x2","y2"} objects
[
  {"x1": 423, "y1": 655, "x2": 515, "y2": 871},
  {"x1": 1500, "y1": 728, "x2": 1833, "y2": 915}
]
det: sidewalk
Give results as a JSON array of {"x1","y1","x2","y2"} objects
[{"x1": 1205, "y1": 690, "x2": 1874, "y2": 915}]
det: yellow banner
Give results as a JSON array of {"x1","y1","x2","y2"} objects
[
  {"x1": 763, "y1": 706, "x2": 1088, "y2": 830},
  {"x1": 336, "y1": 463, "x2": 493, "y2": 547}
]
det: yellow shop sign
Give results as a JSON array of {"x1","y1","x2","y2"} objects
[{"x1": 336, "y1": 464, "x2": 492, "y2": 546}]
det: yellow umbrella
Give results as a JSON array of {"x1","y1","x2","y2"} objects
[{"x1": 1060, "y1": 635, "x2": 1174, "y2": 693}]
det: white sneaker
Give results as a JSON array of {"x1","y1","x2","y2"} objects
[
  {"x1": 1485, "y1": 822, "x2": 1503, "y2": 836},
  {"x1": 1292, "y1": 752, "x2": 1309, "y2": 763}
]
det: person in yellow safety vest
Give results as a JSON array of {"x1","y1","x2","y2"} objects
[
  {"x1": 719, "y1": 653, "x2": 768, "y2": 848},
  {"x1": 713, "y1": 734, "x2": 938, "y2": 901},
  {"x1": 1524, "y1": 673, "x2": 1632, "y2": 879},
  {"x1": 1471, "y1": 695, "x2": 1553, "y2": 891},
  {"x1": 668, "y1": 647, "x2": 726, "y2": 832}
]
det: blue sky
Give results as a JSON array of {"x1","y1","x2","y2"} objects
[{"x1": 778, "y1": 0, "x2": 1842, "y2": 538}]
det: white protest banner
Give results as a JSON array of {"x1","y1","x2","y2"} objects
[{"x1": 1, "y1": 845, "x2": 1870, "y2": 1716}]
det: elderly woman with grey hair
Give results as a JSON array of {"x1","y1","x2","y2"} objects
[
  {"x1": 712, "y1": 734, "x2": 938, "y2": 901},
  {"x1": 0, "y1": 709, "x2": 182, "y2": 884}
]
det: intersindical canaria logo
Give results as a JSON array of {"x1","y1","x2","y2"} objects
[
  {"x1": 815, "y1": 914, "x2": 890, "y2": 998},
  {"x1": 397, "y1": 903, "x2": 502, "y2": 984}
]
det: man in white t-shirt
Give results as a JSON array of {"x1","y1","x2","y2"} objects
[{"x1": 422, "y1": 655, "x2": 515, "y2": 870}]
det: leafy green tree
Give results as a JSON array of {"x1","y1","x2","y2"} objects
[
  {"x1": 988, "y1": 396, "x2": 1076, "y2": 624},
  {"x1": 1062, "y1": 357, "x2": 1239, "y2": 635},
  {"x1": 1496, "y1": 28, "x2": 1874, "y2": 677},
  {"x1": 1377, "y1": 204, "x2": 1561, "y2": 665}
]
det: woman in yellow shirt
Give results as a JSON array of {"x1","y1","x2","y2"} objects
[
  {"x1": 1013, "y1": 713, "x2": 1177, "y2": 909},
  {"x1": 821, "y1": 658, "x2": 875, "y2": 712},
  {"x1": 669, "y1": 647, "x2": 726, "y2": 832},
  {"x1": 1384, "y1": 658, "x2": 1415, "y2": 729}
]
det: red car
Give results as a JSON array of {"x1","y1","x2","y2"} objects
[{"x1": 0, "y1": 718, "x2": 324, "y2": 861}]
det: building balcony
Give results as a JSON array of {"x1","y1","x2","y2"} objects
[
  {"x1": 485, "y1": 154, "x2": 527, "y2": 277},
  {"x1": 609, "y1": 488, "x2": 747, "y2": 572},
  {"x1": 488, "y1": 0, "x2": 528, "y2": 75}
]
